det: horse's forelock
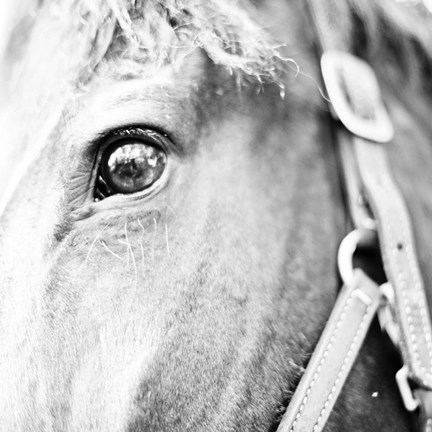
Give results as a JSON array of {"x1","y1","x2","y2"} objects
[
  {"x1": 2, "y1": 0, "x2": 289, "y2": 90},
  {"x1": 3, "y1": 0, "x2": 432, "y2": 98}
]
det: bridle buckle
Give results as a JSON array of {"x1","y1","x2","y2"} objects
[
  {"x1": 321, "y1": 50, "x2": 394, "y2": 143},
  {"x1": 337, "y1": 228, "x2": 377, "y2": 288},
  {"x1": 338, "y1": 230, "x2": 427, "y2": 415},
  {"x1": 396, "y1": 366, "x2": 421, "y2": 412},
  {"x1": 338, "y1": 229, "x2": 400, "y2": 348}
]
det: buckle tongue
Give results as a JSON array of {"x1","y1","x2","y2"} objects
[{"x1": 377, "y1": 282, "x2": 400, "y2": 348}]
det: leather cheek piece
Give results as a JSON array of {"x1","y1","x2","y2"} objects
[{"x1": 276, "y1": 270, "x2": 381, "y2": 432}]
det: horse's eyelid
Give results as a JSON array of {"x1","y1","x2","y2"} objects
[{"x1": 90, "y1": 126, "x2": 174, "y2": 153}]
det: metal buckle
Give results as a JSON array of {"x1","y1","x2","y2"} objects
[
  {"x1": 338, "y1": 229, "x2": 398, "y2": 342},
  {"x1": 321, "y1": 51, "x2": 394, "y2": 143},
  {"x1": 337, "y1": 228, "x2": 377, "y2": 287},
  {"x1": 338, "y1": 231, "x2": 422, "y2": 413},
  {"x1": 396, "y1": 366, "x2": 421, "y2": 412}
]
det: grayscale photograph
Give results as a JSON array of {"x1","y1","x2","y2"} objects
[{"x1": 0, "y1": 0, "x2": 431, "y2": 431}]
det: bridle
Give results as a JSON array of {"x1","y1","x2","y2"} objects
[{"x1": 276, "y1": 2, "x2": 432, "y2": 431}]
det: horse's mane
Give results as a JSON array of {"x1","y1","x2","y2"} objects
[
  {"x1": 1, "y1": 0, "x2": 432, "y2": 92},
  {"x1": 347, "y1": 0, "x2": 432, "y2": 96}
]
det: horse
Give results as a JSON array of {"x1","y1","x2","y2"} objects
[{"x1": 1, "y1": 0, "x2": 432, "y2": 430}]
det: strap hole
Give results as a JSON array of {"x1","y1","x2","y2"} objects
[{"x1": 397, "y1": 242, "x2": 404, "y2": 251}]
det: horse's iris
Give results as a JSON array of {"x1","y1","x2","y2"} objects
[{"x1": 94, "y1": 139, "x2": 167, "y2": 200}]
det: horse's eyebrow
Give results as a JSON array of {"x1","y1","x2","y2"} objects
[
  {"x1": 76, "y1": 72, "x2": 199, "y2": 113},
  {"x1": 62, "y1": 78, "x2": 201, "y2": 155}
]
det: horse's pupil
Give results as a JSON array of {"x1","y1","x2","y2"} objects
[{"x1": 100, "y1": 141, "x2": 166, "y2": 195}]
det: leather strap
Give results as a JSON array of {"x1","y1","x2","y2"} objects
[
  {"x1": 306, "y1": 0, "x2": 352, "y2": 53},
  {"x1": 276, "y1": 2, "x2": 432, "y2": 432},
  {"x1": 323, "y1": 49, "x2": 432, "y2": 389},
  {"x1": 415, "y1": 390, "x2": 432, "y2": 432},
  {"x1": 276, "y1": 270, "x2": 381, "y2": 432},
  {"x1": 336, "y1": 129, "x2": 375, "y2": 231},
  {"x1": 354, "y1": 136, "x2": 432, "y2": 388},
  {"x1": 314, "y1": 0, "x2": 432, "y2": 423}
]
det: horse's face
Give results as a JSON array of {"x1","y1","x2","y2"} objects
[{"x1": 0, "y1": 1, "x2": 422, "y2": 431}]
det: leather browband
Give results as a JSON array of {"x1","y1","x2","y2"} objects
[{"x1": 276, "y1": 1, "x2": 432, "y2": 431}]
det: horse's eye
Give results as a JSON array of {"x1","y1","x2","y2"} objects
[{"x1": 94, "y1": 136, "x2": 167, "y2": 201}]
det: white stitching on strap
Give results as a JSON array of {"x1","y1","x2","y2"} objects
[
  {"x1": 289, "y1": 291, "x2": 370, "y2": 432},
  {"x1": 357, "y1": 142, "x2": 432, "y2": 384},
  {"x1": 312, "y1": 300, "x2": 372, "y2": 431},
  {"x1": 375, "y1": 172, "x2": 432, "y2": 381},
  {"x1": 399, "y1": 209, "x2": 432, "y2": 376}
]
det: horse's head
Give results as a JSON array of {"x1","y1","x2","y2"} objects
[{"x1": 1, "y1": 1, "x2": 432, "y2": 431}]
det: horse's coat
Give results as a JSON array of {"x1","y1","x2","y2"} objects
[{"x1": 0, "y1": 1, "x2": 432, "y2": 431}]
